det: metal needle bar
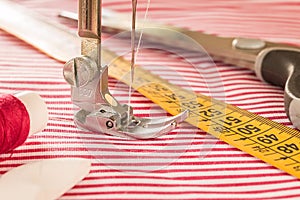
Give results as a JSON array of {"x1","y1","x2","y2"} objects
[{"x1": 78, "y1": 0, "x2": 102, "y2": 67}]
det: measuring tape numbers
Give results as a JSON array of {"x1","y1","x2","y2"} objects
[{"x1": 104, "y1": 49, "x2": 300, "y2": 179}]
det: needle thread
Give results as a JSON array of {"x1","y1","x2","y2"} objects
[{"x1": 128, "y1": 0, "x2": 151, "y2": 125}]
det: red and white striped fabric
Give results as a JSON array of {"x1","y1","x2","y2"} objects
[{"x1": 1, "y1": 0, "x2": 300, "y2": 199}]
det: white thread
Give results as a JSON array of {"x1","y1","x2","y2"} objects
[{"x1": 127, "y1": 0, "x2": 151, "y2": 127}]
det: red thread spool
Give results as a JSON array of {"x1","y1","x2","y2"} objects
[{"x1": 0, "y1": 92, "x2": 48, "y2": 154}]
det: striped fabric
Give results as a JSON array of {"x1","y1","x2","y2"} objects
[{"x1": 1, "y1": 0, "x2": 300, "y2": 199}]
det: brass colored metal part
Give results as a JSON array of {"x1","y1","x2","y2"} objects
[{"x1": 78, "y1": 0, "x2": 102, "y2": 39}]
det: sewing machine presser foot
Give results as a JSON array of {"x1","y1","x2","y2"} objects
[{"x1": 63, "y1": 55, "x2": 188, "y2": 139}]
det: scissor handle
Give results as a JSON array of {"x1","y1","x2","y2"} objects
[{"x1": 255, "y1": 48, "x2": 300, "y2": 129}]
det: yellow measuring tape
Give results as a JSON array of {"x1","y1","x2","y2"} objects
[{"x1": 103, "y1": 49, "x2": 300, "y2": 179}]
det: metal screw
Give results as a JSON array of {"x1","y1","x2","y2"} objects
[
  {"x1": 63, "y1": 56, "x2": 98, "y2": 87},
  {"x1": 106, "y1": 121, "x2": 114, "y2": 129}
]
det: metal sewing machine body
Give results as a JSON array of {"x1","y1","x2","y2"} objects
[{"x1": 63, "y1": 0, "x2": 188, "y2": 139}]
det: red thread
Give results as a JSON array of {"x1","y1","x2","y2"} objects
[{"x1": 0, "y1": 94, "x2": 30, "y2": 154}]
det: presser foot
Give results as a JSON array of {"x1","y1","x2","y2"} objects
[
  {"x1": 74, "y1": 106, "x2": 189, "y2": 139},
  {"x1": 63, "y1": 55, "x2": 189, "y2": 139}
]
